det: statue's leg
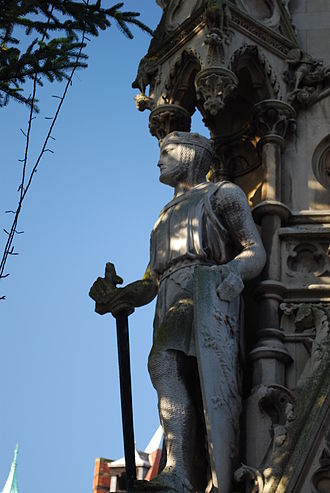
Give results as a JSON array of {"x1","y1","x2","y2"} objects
[{"x1": 148, "y1": 349, "x2": 208, "y2": 492}]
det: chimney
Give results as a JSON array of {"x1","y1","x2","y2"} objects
[{"x1": 93, "y1": 458, "x2": 112, "y2": 493}]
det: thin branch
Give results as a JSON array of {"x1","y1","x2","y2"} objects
[
  {"x1": 0, "y1": 1, "x2": 90, "y2": 297},
  {"x1": 0, "y1": 4, "x2": 54, "y2": 283}
]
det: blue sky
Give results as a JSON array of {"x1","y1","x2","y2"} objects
[{"x1": 0, "y1": 3, "x2": 208, "y2": 492}]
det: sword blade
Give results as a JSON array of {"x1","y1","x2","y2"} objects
[{"x1": 115, "y1": 310, "x2": 136, "y2": 492}]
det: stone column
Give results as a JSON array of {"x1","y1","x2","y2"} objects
[
  {"x1": 249, "y1": 100, "x2": 296, "y2": 388},
  {"x1": 244, "y1": 100, "x2": 296, "y2": 470},
  {"x1": 148, "y1": 104, "x2": 191, "y2": 141}
]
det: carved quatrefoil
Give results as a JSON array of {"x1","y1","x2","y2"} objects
[{"x1": 287, "y1": 242, "x2": 329, "y2": 277}]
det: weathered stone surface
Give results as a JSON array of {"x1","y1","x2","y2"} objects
[
  {"x1": 307, "y1": 0, "x2": 330, "y2": 13},
  {"x1": 308, "y1": 29, "x2": 330, "y2": 65}
]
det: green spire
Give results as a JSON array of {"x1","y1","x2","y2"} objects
[{"x1": 1, "y1": 445, "x2": 19, "y2": 493}]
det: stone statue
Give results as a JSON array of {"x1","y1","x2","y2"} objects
[
  {"x1": 89, "y1": 131, "x2": 266, "y2": 493},
  {"x1": 284, "y1": 48, "x2": 330, "y2": 107}
]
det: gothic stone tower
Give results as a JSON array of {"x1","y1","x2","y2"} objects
[{"x1": 133, "y1": 1, "x2": 330, "y2": 492}]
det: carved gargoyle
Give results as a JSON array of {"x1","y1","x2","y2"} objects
[
  {"x1": 258, "y1": 385, "x2": 295, "y2": 451},
  {"x1": 283, "y1": 48, "x2": 330, "y2": 108},
  {"x1": 132, "y1": 56, "x2": 159, "y2": 95},
  {"x1": 132, "y1": 56, "x2": 159, "y2": 111}
]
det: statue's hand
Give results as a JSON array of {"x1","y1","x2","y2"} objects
[
  {"x1": 89, "y1": 263, "x2": 134, "y2": 316},
  {"x1": 212, "y1": 262, "x2": 244, "y2": 302}
]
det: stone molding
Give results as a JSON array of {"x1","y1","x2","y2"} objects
[
  {"x1": 252, "y1": 201, "x2": 291, "y2": 224},
  {"x1": 146, "y1": 3, "x2": 297, "y2": 68},
  {"x1": 229, "y1": 2, "x2": 297, "y2": 60},
  {"x1": 279, "y1": 225, "x2": 330, "y2": 294},
  {"x1": 288, "y1": 212, "x2": 330, "y2": 225}
]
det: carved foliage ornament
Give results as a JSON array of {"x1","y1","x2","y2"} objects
[
  {"x1": 253, "y1": 99, "x2": 296, "y2": 142},
  {"x1": 195, "y1": 67, "x2": 238, "y2": 117},
  {"x1": 149, "y1": 104, "x2": 191, "y2": 140},
  {"x1": 280, "y1": 303, "x2": 330, "y2": 374}
]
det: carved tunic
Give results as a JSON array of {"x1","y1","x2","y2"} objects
[
  {"x1": 149, "y1": 182, "x2": 237, "y2": 358},
  {"x1": 150, "y1": 182, "x2": 232, "y2": 277}
]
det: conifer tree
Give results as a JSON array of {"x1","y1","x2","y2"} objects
[{"x1": 0, "y1": 1, "x2": 152, "y2": 109}]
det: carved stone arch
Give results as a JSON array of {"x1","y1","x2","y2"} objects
[
  {"x1": 149, "y1": 50, "x2": 203, "y2": 141},
  {"x1": 202, "y1": 45, "x2": 281, "y2": 186},
  {"x1": 164, "y1": 49, "x2": 202, "y2": 115},
  {"x1": 230, "y1": 44, "x2": 280, "y2": 105},
  {"x1": 202, "y1": 45, "x2": 280, "y2": 145}
]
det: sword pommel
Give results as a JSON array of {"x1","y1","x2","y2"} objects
[{"x1": 105, "y1": 262, "x2": 124, "y2": 288}]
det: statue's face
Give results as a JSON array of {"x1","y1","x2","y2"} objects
[{"x1": 158, "y1": 142, "x2": 186, "y2": 186}]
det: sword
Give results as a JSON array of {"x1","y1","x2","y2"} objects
[{"x1": 91, "y1": 262, "x2": 136, "y2": 493}]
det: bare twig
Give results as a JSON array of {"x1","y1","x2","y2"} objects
[{"x1": 0, "y1": 2, "x2": 90, "y2": 298}]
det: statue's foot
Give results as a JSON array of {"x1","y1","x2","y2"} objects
[{"x1": 134, "y1": 466, "x2": 194, "y2": 493}]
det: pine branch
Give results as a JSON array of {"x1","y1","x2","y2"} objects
[
  {"x1": 0, "y1": 1, "x2": 153, "y2": 297},
  {"x1": 0, "y1": 1, "x2": 153, "y2": 108}
]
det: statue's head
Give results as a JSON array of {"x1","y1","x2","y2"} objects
[{"x1": 158, "y1": 131, "x2": 214, "y2": 187}]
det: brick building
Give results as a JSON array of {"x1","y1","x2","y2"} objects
[{"x1": 93, "y1": 427, "x2": 162, "y2": 493}]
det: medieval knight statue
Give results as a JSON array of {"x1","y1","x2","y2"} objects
[{"x1": 90, "y1": 131, "x2": 266, "y2": 493}]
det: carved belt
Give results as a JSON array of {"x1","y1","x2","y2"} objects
[{"x1": 159, "y1": 259, "x2": 215, "y2": 283}]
